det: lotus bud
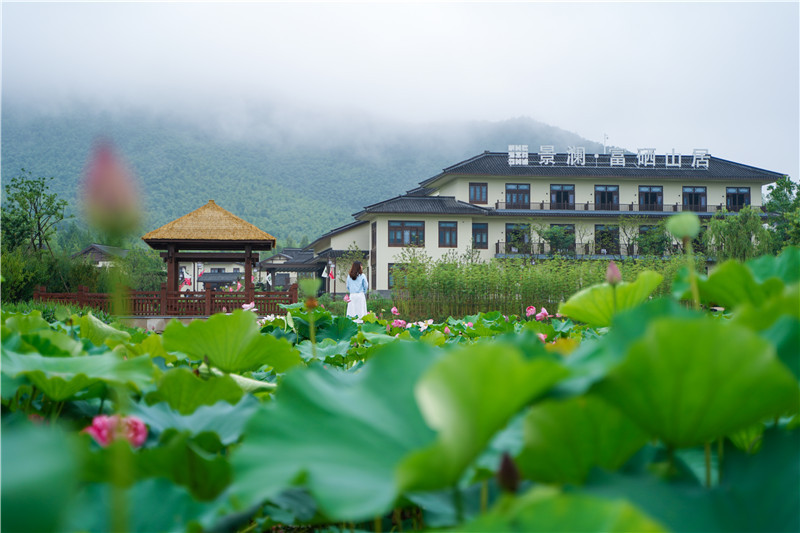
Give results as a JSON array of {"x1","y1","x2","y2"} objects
[
  {"x1": 82, "y1": 141, "x2": 140, "y2": 244},
  {"x1": 606, "y1": 261, "x2": 622, "y2": 285},
  {"x1": 666, "y1": 212, "x2": 701, "y2": 240},
  {"x1": 497, "y1": 452, "x2": 520, "y2": 493}
]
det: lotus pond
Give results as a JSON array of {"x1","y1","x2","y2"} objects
[{"x1": 1, "y1": 247, "x2": 798, "y2": 533}]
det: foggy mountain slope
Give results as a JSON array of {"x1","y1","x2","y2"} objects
[{"x1": 1, "y1": 104, "x2": 603, "y2": 242}]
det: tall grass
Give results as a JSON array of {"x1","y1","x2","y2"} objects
[{"x1": 392, "y1": 251, "x2": 688, "y2": 321}]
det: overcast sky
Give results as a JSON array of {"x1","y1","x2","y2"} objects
[{"x1": 3, "y1": 1, "x2": 798, "y2": 180}]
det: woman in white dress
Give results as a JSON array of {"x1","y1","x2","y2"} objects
[{"x1": 345, "y1": 261, "x2": 369, "y2": 319}]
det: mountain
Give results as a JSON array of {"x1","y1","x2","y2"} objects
[{"x1": 1, "y1": 102, "x2": 604, "y2": 245}]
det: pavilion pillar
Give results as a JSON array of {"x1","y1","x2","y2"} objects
[
  {"x1": 244, "y1": 246, "x2": 254, "y2": 302},
  {"x1": 166, "y1": 245, "x2": 177, "y2": 292}
]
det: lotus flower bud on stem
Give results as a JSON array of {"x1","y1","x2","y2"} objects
[
  {"x1": 606, "y1": 261, "x2": 622, "y2": 286},
  {"x1": 497, "y1": 452, "x2": 520, "y2": 494}
]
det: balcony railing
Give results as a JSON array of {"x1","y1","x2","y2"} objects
[
  {"x1": 494, "y1": 201, "x2": 763, "y2": 213},
  {"x1": 33, "y1": 284, "x2": 299, "y2": 316},
  {"x1": 496, "y1": 241, "x2": 595, "y2": 256}
]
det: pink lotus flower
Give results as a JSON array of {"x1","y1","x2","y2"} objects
[
  {"x1": 392, "y1": 319, "x2": 407, "y2": 328},
  {"x1": 242, "y1": 302, "x2": 256, "y2": 312},
  {"x1": 466, "y1": 322, "x2": 474, "y2": 328},
  {"x1": 526, "y1": 306, "x2": 537, "y2": 317},
  {"x1": 537, "y1": 333, "x2": 547, "y2": 343},
  {"x1": 343, "y1": 295, "x2": 351, "y2": 303},
  {"x1": 536, "y1": 308, "x2": 550, "y2": 321},
  {"x1": 83, "y1": 415, "x2": 147, "y2": 448},
  {"x1": 444, "y1": 326, "x2": 451, "y2": 335},
  {"x1": 391, "y1": 307, "x2": 400, "y2": 316},
  {"x1": 606, "y1": 261, "x2": 622, "y2": 285},
  {"x1": 82, "y1": 141, "x2": 140, "y2": 238}
]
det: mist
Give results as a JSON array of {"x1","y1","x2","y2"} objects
[{"x1": 2, "y1": 1, "x2": 798, "y2": 179}]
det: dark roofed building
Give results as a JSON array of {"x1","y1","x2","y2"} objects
[{"x1": 307, "y1": 149, "x2": 784, "y2": 293}]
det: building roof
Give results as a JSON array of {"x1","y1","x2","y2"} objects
[
  {"x1": 197, "y1": 272, "x2": 243, "y2": 284},
  {"x1": 355, "y1": 195, "x2": 490, "y2": 217},
  {"x1": 418, "y1": 151, "x2": 784, "y2": 187},
  {"x1": 306, "y1": 219, "x2": 369, "y2": 250},
  {"x1": 72, "y1": 243, "x2": 129, "y2": 260},
  {"x1": 142, "y1": 200, "x2": 276, "y2": 250}
]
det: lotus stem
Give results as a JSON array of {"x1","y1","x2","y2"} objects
[
  {"x1": 718, "y1": 438, "x2": 724, "y2": 482},
  {"x1": 704, "y1": 441, "x2": 711, "y2": 488},
  {"x1": 481, "y1": 479, "x2": 489, "y2": 513},
  {"x1": 683, "y1": 237, "x2": 700, "y2": 310},
  {"x1": 374, "y1": 515, "x2": 382, "y2": 533},
  {"x1": 394, "y1": 507, "x2": 403, "y2": 532},
  {"x1": 453, "y1": 485, "x2": 464, "y2": 524}
]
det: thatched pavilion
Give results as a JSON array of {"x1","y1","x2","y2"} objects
[{"x1": 142, "y1": 200, "x2": 276, "y2": 300}]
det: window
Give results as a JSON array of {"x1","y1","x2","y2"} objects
[
  {"x1": 551, "y1": 184, "x2": 575, "y2": 210},
  {"x1": 505, "y1": 183, "x2": 530, "y2": 209},
  {"x1": 683, "y1": 186, "x2": 707, "y2": 212},
  {"x1": 439, "y1": 221, "x2": 458, "y2": 247},
  {"x1": 388, "y1": 221, "x2": 425, "y2": 247},
  {"x1": 595, "y1": 225, "x2": 620, "y2": 255},
  {"x1": 469, "y1": 183, "x2": 488, "y2": 204},
  {"x1": 233, "y1": 268, "x2": 240, "y2": 273},
  {"x1": 388, "y1": 263, "x2": 407, "y2": 289},
  {"x1": 210, "y1": 267, "x2": 225, "y2": 273},
  {"x1": 726, "y1": 187, "x2": 750, "y2": 212},
  {"x1": 595, "y1": 185, "x2": 619, "y2": 210},
  {"x1": 472, "y1": 223, "x2": 488, "y2": 249},
  {"x1": 505, "y1": 223, "x2": 531, "y2": 253},
  {"x1": 639, "y1": 186, "x2": 663, "y2": 211}
]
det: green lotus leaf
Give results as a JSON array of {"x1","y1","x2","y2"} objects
[
  {"x1": 397, "y1": 342, "x2": 569, "y2": 491},
  {"x1": 21, "y1": 329, "x2": 85, "y2": 358},
  {"x1": 516, "y1": 395, "x2": 650, "y2": 485},
  {"x1": 64, "y1": 478, "x2": 213, "y2": 533},
  {"x1": 461, "y1": 487, "x2": 665, "y2": 532},
  {"x1": 583, "y1": 428, "x2": 800, "y2": 533},
  {"x1": 727, "y1": 422, "x2": 764, "y2": 454},
  {"x1": 295, "y1": 338, "x2": 351, "y2": 362},
  {"x1": 162, "y1": 310, "x2": 302, "y2": 373},
  {"x1": 83, "y1": 431, "x2": 231, "y2": 501},
  {"x1": 746, "y1": 245, "x2": 800, "y2": 285},
  {"x1": 593, "y1": 317, "x2": 799, "y2": 448},
  {"x1": 730, "y1": 283, "x2": 800, "y2": 331},
  {"x1": 755, "y1": 316, "x2": 799, "y2": 384},
  {"x1": 676, "y1": 260, "x2": 784, "y2": 310},
  {"x1": 1, "y1": 423, "x2": 80, "y2": 533},
  {"x1": 2, "y1": 310, "x2": 51, "y2": 334},
  {"x1": 76, "y1": 312, "x2": 131, "y2": 347},
  {"x1": 316, "y1": 315, "x2": 359, "y2": 343},
  {"x1": 229, "y1": 341, "x2": 439, "y2": 521},
  {"x1": 556, "y1": 299, "x2": 699, "y2": 397},
  {"x1": 144, "y1": 367, "x2": 243, "y2": 415},
  {"x1": 130, "y1": 395, "x2": 260, "y2": 446},
  {"x1": 558, "y1": 270, "x2": 663, "y2": 327},
  {"x1": 1, "y1": 351, "x2": 156, "y2": 401}
]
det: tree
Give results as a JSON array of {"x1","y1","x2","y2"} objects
[
  {"x1": 1, "y1": 170, "x2": 71, "y2": 253},
  {"x1": 704, "y1": 206, "x2": 772, "y2": 262},
  {"x1": 764, "y1": 175, "x2": 800, "y2": 250},
  {"x1": 539, "y1": 225, "x2": 575, "y2": 256},
  {"x1": 635, "y1": 220, "x2": 672, "y2": 256}
]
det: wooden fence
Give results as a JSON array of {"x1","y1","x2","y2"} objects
[{"x1": 32, "y1": 284, "x2": 299, "y2": 316}]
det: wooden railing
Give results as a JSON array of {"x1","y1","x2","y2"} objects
[{"x1": 32, "y1": 284, "x2": 299, "y2": 316}]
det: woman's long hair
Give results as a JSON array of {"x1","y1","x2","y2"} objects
[{"x1": 349, "y1": 261, "x2": 362, "y2": 280}]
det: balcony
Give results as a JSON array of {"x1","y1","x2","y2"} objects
[
  {"x1": 495, "y1": 241, "x2": 595, "y2": 256},
  {"x1": 493, "y1": 202, "x2": 764, "y2": 214}
]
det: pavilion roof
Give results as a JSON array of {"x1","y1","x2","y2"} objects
[{"x1": 142, "y1": 200, "x2": 276, "y2": 250}]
